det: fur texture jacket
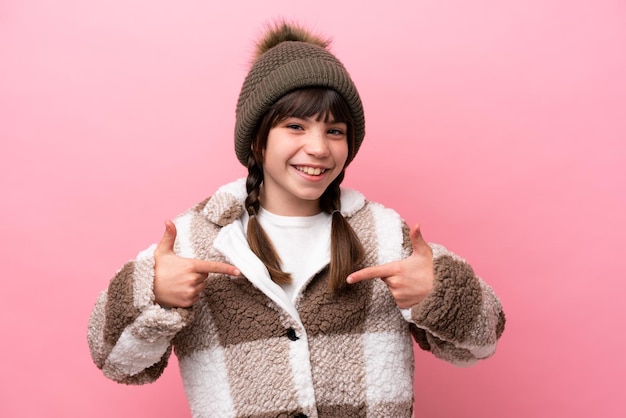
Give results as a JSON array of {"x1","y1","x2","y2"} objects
[{"x1": 88, "y1": 178, "x2": 505, "y2": 418}]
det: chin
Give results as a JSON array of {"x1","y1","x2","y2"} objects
[{"x1": 297, "y1": 192, "x2": 325, "y2": 202}]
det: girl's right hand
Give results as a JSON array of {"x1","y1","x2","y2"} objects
[{"x1": 153, "y1": 220, "x2": 240, "y2": 308}]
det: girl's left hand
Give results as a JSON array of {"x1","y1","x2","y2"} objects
[{"x1": 346, "y1": 224, "x2": 434, "y2": 309}]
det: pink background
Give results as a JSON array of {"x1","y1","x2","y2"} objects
[{"x1": 1, "y1": 1, "x2": 625, "y2": 417}]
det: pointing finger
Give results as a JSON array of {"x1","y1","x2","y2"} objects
[
  {"x1": 194, "y1": 259, "x2": 241, "y2": 277},
  {"x1": 346, "y1": 262, "x2": 397, "y2": 284}
]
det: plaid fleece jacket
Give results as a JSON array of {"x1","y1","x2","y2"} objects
[{"x1": 88, "y1": 178, "x2": 505, "y2": 418}]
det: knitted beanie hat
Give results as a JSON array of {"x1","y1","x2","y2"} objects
[{"x1": 234, "y1": 22, "x2": 365, "y2": 166}]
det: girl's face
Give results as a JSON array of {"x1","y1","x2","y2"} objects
[{"x1": 259, "y1": 114, "x2": 349, "y2": 216}]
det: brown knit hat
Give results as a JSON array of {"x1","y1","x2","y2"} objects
[{"x1": 234, "y1": 22, "x2": 365, "y2": 166}]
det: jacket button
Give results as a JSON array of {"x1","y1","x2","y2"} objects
[{"x1": 286, "y1": 327, "x2": 299, "y2": 341}]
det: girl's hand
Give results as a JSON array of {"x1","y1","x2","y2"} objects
[
  {"x1": 346, "y1": 224, "x2": 434, "y2": 309},
  {"x1": 153, "y1": 220, "x2": 240, "y2": 308}
]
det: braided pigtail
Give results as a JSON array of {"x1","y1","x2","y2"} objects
[
  {"x1": 245, "y1": 154, "x2": 291, "y2": 285},
  {"x1": 322, "y1": 172, "x2": 365, "y2": 293}
]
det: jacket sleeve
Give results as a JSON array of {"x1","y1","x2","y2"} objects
[
  {"x1": 87, "y1": 244, "x2": 192, "y2": 384},
  {"x1": 404, "y1": 241, "x2": 506, "y2": 367}
]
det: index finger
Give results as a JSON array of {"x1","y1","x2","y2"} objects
[
  {"x1": 346, "y1": 263, "x2": 396, "y2": 284},
  {"x1": 194, "y1": 259, "x2": 241, "y2": 277}
]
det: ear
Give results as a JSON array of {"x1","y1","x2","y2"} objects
[
  {"x1": 256, "y1": 146, "x2": 266, "y2": 164},
  {"x1": 250, "y1": 137, "x2": 266, "y2": 163}
]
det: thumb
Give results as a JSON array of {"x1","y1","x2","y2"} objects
[
  {"x1": 156, "y1": 220, "x2": 177, "y2": 254},
  {"x1": 410, "y1": 223, "x2": 429, "y2": 253}
]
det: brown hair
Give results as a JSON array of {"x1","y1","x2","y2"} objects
[{"x1": 245, "y1": 87, "x2": 365, "y2": 293}]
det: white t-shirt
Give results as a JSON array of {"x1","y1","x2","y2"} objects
[{"x1": 257, "y1": 208, "x2": 332, "y2": 302}]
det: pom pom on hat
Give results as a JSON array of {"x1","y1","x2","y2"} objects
[
  {"x1": 234, "y1": 20, "x2": 365, "y2": 166},
  {"x1": 253, "y1": 21, "x2": 330, "y2": 60}
]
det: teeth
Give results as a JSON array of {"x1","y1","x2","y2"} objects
[{"x1": 297, "y1": 166, "x2": 326, "y2": 176}]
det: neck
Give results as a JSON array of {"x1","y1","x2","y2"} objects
[{"x1": 259, "y1": 188, "x2": 321, "y2": 217}]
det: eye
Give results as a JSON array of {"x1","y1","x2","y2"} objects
[
  {"x1": 286, "y1": 123, "x2": 304, "y2": 131},
  {"x1": 328, "y1": 127, "x2": 346, "y2": 136}
]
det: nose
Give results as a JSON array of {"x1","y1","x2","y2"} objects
[{"x1": 304, "y1": 128, "x2": 330, "y2": 157}]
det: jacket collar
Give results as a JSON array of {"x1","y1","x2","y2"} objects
[{"x1": 201, "y1": 178, "x2": 366, "y2": 227}]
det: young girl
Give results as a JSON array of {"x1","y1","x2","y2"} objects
[{"x1": 88, "y1": 22, "x2": 505, "y2": 418}]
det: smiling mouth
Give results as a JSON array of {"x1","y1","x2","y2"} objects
[{"x1": 295, "y1": 166, "x2": 328, "y2": 176}]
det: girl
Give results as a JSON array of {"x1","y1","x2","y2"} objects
[{"x1": 88, "y1": 22, "x2": 505, "y2": 418}]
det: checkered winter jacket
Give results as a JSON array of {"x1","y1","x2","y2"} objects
[{"x1": 88, "y1": 178, "x2": 505, "y2": 418}]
